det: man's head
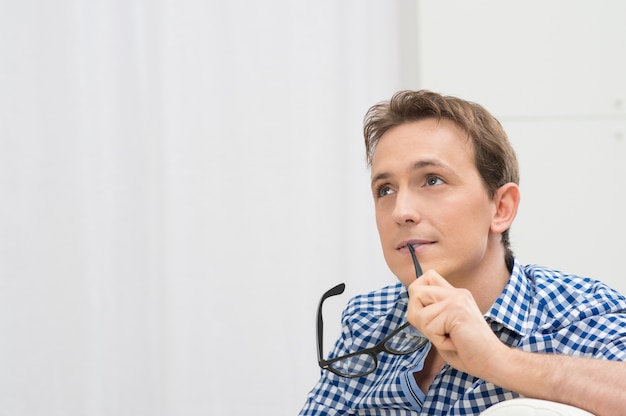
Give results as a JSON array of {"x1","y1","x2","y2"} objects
[{"x1": 364, "y1": 90, "x2": 519, "y2": 271}]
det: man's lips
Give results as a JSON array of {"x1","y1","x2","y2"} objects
[{"x1": 397, "y1": 240, "x2": 434, "y2": 251}]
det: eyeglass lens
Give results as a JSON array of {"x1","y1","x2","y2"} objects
[{"x1": 318, "y1": 243, "x2": 426, "y2": 377}]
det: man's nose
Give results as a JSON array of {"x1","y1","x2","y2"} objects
[{"x1": 391, "y1": 190, "x2": 421, "y2": 225}]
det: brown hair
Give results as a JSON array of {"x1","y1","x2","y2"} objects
[{"x1": 363, "y1": 90, "x2": 519, "y2": 268}]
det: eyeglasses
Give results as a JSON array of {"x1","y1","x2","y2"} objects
[{"x1": 316, "y1": 244, "x2": 427, "y2": 378}]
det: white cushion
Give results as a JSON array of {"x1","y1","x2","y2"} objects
[{"x1": 480, "y1": 398, "x2": 594, "y2": 416}]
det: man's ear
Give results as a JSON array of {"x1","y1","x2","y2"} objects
[{"x1": 491, "y1": 183, "x2": 520, "y2": 234}]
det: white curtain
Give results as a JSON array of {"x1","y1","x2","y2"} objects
[{"x1": 0, "y1": 1, "x2": 418, "y2": 415}]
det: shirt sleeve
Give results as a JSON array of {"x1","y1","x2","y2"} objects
[
  {"x1": 585, "y1": 314, "x2": 626, "y2": 360},
  {"x1": 298, "y1": 370, "x2": 351, "y2": 416},
  {"x1": 543, "y1": 312, "x2": 626, "y2": 360}
]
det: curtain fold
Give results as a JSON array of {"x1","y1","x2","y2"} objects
[{"x1": 0, "y1": 1, "x2": 412, "y2": 415}]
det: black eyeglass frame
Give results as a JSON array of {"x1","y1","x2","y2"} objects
[
  {"x1": 315, "y1": 244, "x2": 426, "y2": 378},
  {"x1": 317, "y1": 284, "x2": 427, "y2": 378}
]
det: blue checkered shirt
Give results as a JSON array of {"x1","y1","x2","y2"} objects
[{"x1": 299, "y1": 259, "x2": 626, "y2": 415}]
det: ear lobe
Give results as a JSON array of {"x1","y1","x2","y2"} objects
[{"x1": 491, "y1": 183, "x2": 520, "y2": 234}]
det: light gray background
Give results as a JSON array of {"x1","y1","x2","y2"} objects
[{"x1": 1, "y1": 1, "x2": 624, "y2": 415}]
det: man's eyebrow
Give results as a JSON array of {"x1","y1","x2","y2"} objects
[
  {"x1": 370, "y1": 172, "x2": 390, "y2": 186},
  {"x1": 371, "y1": 159, "x2": 448, "y2": 187}
]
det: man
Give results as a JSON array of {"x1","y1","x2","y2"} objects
[{"x1": 299, "y1": 90, "x2": 626, "y2": 415}]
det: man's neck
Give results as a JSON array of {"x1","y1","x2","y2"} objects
[{"x1": 449, "y1": 251, "x2": 512, "y2": 314}]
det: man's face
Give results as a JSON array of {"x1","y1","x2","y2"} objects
[{"x1": 370, "y1": 118, "x2": 499, "y2": 287}]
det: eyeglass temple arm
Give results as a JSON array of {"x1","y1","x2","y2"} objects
[
  {"x1": 407, "y1": 244, "x2": 423, "y2": 278},
  {"x1": 316, "y1": 283, "x2": 346, "y2": 363}
]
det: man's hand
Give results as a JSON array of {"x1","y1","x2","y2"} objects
[{"x1": 406, "y1": 269, "x2": 509, "y2": 378}]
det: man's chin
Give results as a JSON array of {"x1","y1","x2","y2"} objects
[{"x1": 395, "y1": 272, "x2": 419, "y2": 287}]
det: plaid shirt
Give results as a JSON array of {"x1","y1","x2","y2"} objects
[{"x1": 299, "y1": 259, "x2": 626, "y2": 415}]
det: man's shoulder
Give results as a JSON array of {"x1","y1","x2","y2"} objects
[
  {"x1": 343, "y1": 282, "x2": 406, "y2": 318},
  {"x1": 521, "y1": 263, "x2": 626, "y2": 317},
  {"x1": 522, "y1": 264, "x2": 623, "y2": 297}
]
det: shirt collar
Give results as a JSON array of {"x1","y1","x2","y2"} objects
[{"x1": 484, "y1": 258, "x2": 534, "y2": 336}]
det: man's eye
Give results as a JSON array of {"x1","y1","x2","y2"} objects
[
  {"x1": 377, "y1": 185, "x2": 394, "y2": 197},
  {"x1": 426, "y1": 176, "x2": 444, "y2": 186}
]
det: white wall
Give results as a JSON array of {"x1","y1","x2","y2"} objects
[
  {"x1": 1, "y1": 1, "x2": 625, "y2": 416},
  {"x1": 416, "y1": 0, "x2": 626, "y2": 293}
]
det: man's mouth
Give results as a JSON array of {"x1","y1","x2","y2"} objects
[{"x1": 398, "y1": 240, "x2": 433, "y2": 251}]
